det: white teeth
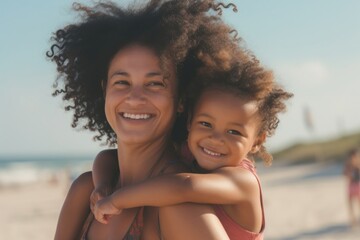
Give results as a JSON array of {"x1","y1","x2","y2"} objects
[
  {"x1": 123, "y1": 113, "x2": 151, "y2": 120},
  {"x1": 203, "y1": 148, "x2": 221, "y2": 157}
]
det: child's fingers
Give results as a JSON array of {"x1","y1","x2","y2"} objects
[
  {"x1": 90, "y1": 191, "x2": 99, "y2": 212},
  {"x1": 90, "y1": 198, "x2": 95, "y2": 212},
  {"x1": 100, "y1": 215, "x2": 109, "y2": 224},
  {"x1": 100, "y1": 213, "x2": 113, "y2": 224},
  {"x1": 90, "y1": 193, "x2": 98, "y2": 213},
  {"x1": 104, "y1": 214, "x2": 112, "y2": 223},
  {"x1": 94, "y1": 210, "x2": 108, "y2": 224},
  {"x1": 91, "y1": 189, "x2": 106, "y2": 203},
  {"x1": 90, "y1": 190, "x2": 108, "y2": 214}
]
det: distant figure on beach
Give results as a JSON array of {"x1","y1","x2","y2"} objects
[{"x1": 343, "y1": 148, "x2": 360, "y2": 227}]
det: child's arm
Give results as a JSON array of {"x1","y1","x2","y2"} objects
[
  {"x1": 90, "y1": 149, "x2": 118, "y2": 212},
  {"x1": 94, "y1": 167, "x2": 258, "y2": 224}
]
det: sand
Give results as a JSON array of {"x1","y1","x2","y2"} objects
[{"x1": 1, "y1": 161, "x2": 360, "y2": 240}]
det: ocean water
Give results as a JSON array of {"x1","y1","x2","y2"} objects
[{"x1": 0, "y1": 155, "x2": 93, "y2": 186}]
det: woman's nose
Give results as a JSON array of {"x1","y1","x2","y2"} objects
[{"x1": 125, "y1": 86, "x2": 146, "y2": 106}]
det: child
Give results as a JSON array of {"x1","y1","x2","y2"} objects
[{"x1": 91, "y1": 65, "x2": 292, "y2": 239}]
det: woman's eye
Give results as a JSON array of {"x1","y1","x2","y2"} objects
[
  {"x1": 199, "y1": 121, "x2": 212, "y2": 128},
  {"x1": 228, "y1": 129, "x2": 241, "y2": 136},
  {"x1": 114, "y1": 80, "x2": 130, "y2": 86},
  {"x1": 146, "y1": 81, "x2": 166, "y2": 88}
]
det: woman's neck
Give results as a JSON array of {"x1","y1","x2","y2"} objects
[{"x1": 116, "y1": 138, "x2": 173, "y2": 187}]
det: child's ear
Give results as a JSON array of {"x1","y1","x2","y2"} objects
[{"x1": 250, "y1": 133, "x2": 266, "y2": 153}]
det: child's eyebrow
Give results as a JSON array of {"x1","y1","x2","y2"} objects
[
  {"x1": 230, "y1": 123, "x2": 248, "y2": 131},
  {"x1": 196, "y1": 113, "x2": 215, "y2": 119},
  {"x1": 228, "y1": 122, "x2": 246, "y2": 129},
  {"x1": 197, "y1": 113, "x2": 244, "y2": 127}
]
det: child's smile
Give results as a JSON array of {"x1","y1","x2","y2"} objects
[{"x1": 202, "y1": 147, "x2": 224, "y2": 157}]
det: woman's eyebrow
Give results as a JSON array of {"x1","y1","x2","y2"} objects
[
  {"x1": 110, "y1": 71, "x2": 129, "y2": 78},
  {"x1": 146, "y1": 72, "x2": 163, "y2": 77}
]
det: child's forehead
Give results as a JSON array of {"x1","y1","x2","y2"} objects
[
  {"x1": 196, "y1": 88, "x2": 259, "y2": 115},
  {"x1": 199, "y1": 87, "x2": 256, "y2": 105}
]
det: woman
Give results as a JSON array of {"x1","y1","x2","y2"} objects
[{"x1": 48, "y1": 0, "x2": 241, "y2": 239}]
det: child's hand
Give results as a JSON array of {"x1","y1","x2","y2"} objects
[
  {"x1": 90, "y1": 185, "x2": 112, "y2": 213},
  {"x1": 93, "y1": 196, "x2": 122, "y2": 224}
]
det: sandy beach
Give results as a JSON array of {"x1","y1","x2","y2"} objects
[{"x1": 1, "y1": 161, "x2": 359, "y2": 240}]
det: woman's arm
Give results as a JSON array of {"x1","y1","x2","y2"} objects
[
  {"x1": 54, "y1": 171, "x2": 94, "y2": 240},
  {"x1": 92, "y1": 149, "x2": 118, "y2": 186},
  {"x1": 90, "y1": 149, "x2": 118, "y2": 210}
]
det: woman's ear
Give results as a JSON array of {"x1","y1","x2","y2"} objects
[
  {"x1": 177, "y1": 98, "x2": 184, "y2": 113},
  {"x1": 251, "y1": 133, "x2": 266, "y2": 153},
  {"x1": 101, "y1": 79, "x2": 107, "y2": 97}
]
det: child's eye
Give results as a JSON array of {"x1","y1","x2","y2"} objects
[
  {"x1": 228, "y1": 129, "x2": 241, "y2": 135},
  {"x1": 199, "y1": 121, "x2": 212, "y2": 128}
]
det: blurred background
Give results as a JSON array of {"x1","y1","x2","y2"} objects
[{"x1": 0, "y1": 0, "x2": 359, "y2": 239}]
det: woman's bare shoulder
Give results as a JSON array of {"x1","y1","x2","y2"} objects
[
  {"x1": 72, "y1": 171, "x2": 93, "y2": 185},
  {"x1": 162, "y1": 159, "x2": 189, "y2": 174},
  {"x1": 94, "y1": 149, "x2": 117, "y2": 161},
  {"x1": 54, "y1": 171, "x2": 94, "y2": 240}
]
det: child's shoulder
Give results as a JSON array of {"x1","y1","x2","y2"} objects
[{"x1": 215, "y1": 164, "x2": 259, "y2": 193}]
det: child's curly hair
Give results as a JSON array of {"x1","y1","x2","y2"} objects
[
  {"x1": 186, "y1": 56, "x2": 293, "y2": 166},
  {"x1": 47, "y1": 0, "x2": 243, "y2": 146}
]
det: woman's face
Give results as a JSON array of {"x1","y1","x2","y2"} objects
[{"x1": 105, "y1": 44, "x2": 178, "y2": 144}]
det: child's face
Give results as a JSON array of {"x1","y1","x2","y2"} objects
[{"x1": 187, "y1": 88, "x2": 265, "y2": 171}]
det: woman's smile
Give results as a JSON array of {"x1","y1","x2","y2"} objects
[{"x1": 120, "y1": 112, "x2": 153, "y2": 120}]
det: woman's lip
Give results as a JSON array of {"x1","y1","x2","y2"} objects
[{"x1": 119, "y1": 112, "x2": 154, "y2": 120}]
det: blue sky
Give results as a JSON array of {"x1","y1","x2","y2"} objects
[{"x1": 1, "y1": 0, "x2": 359, "y2": 156}]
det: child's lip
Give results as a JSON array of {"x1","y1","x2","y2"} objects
[{"x1": 201, "y1": 147, "x2": 225, "y2": 157}]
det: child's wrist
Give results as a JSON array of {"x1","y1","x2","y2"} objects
[
  {"x1": 110, "y1": 194, "x2": 121, "y2": 210},
  {"x1": 95, "y1": 183, "x2": 112, "y2": 195}
]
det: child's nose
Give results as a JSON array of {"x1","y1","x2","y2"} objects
[{"x1": 208, "y1": 132, "x2": 225, "y2": 145}]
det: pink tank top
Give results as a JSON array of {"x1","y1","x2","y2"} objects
[{"x1": 213, "y1": 159, "x2": 265, "y2": 240}]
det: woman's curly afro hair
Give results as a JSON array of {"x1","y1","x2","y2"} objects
[{"x1": 47, "y1": 0, "x2": 243, "y2": 146}]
